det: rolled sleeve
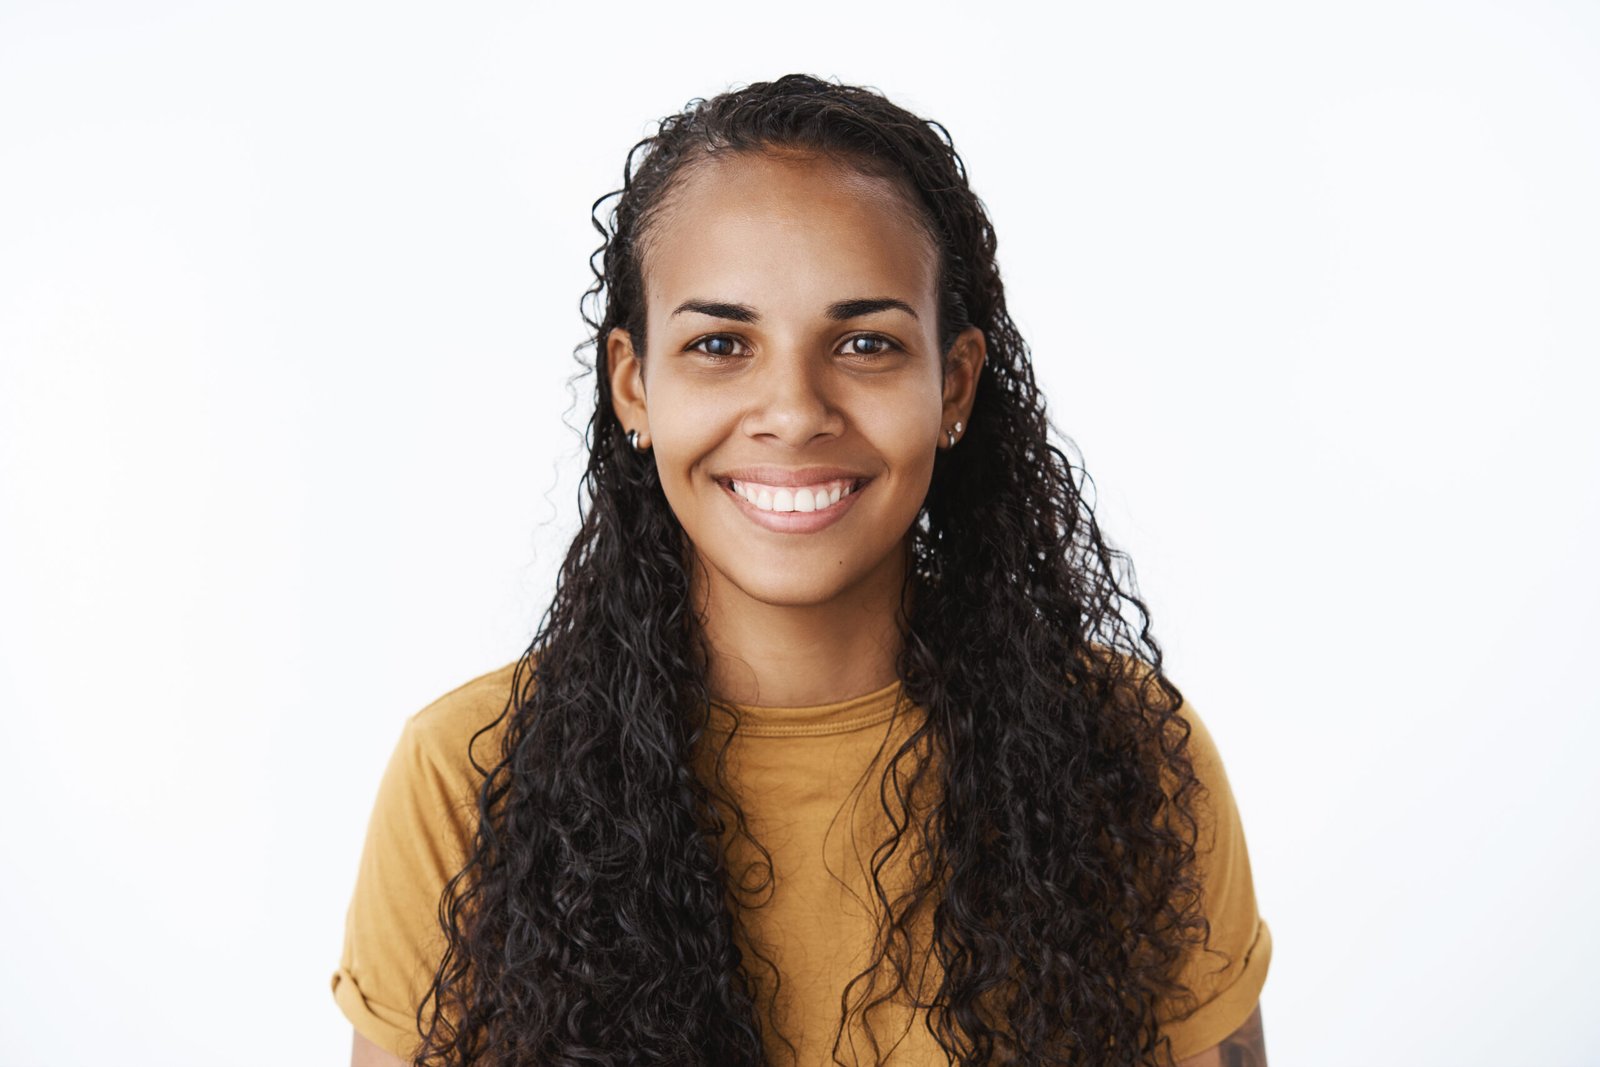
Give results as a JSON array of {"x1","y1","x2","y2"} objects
[
  {"x1": 330, "y1": 715, "x2": 476, "y2": 1061},
  {"x1": 331, "y1": 961, "x2": 422, "y2": 1060},
  {"x1": 1156, "y1": 700, "x2": 1272, "y2": 1062}
]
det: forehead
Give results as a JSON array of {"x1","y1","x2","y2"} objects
[{"x1": 640, "y1": 150, "x2": 938, "y2": 317}]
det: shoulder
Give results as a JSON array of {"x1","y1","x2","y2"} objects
[
  {"x1": 376, "y1": 657, "x2": 525, "y2": 827},
  {"x1": 1170, "y1": 694, "x2": 1229, "y2": 797},
  {"x1": 403, "y1": 655, "x2": 521, "y2": 748},
  {"x1": 1091, "y1": 646, "x2": 1229, "y2": 775},
  {"x1": 1080, "y1": 644, "x2": 1244, "y2": 848}
]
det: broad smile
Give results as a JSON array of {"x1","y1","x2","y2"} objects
[{"x1": 715, "y1": 475, "x2": 871, "y2": 534}]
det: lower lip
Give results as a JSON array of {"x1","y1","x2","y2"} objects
[{"x1": 719, "y1": 478, "x2": 869, "y2": 534}]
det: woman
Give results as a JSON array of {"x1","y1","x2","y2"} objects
[{"x1": 332, "y1": 73, "x2": 1271, "y2": 1067}]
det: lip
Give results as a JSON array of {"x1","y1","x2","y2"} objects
[
  {"x1": 713, "y1": 465, "x2": 873, "y2": 487},
  {"x1": 716, "y1": 474, "x2": 870, "y2": 534}
]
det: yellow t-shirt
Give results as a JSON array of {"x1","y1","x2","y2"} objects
[{"x1": 331, "y1": 660, "x2": 1271, "y2": 1064}]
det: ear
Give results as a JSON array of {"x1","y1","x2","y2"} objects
[
  {"x1": 607, "y1": 327, "x2": 650, "y2": 448},
  {"x1": 941, "y1": 326, "x2": 986, "y2": 438}
]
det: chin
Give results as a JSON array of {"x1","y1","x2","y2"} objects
[{"x1": 722, "y1": 563, "x2": 859, "y2": 609}]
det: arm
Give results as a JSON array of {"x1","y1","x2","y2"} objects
[
  {"x1": 1175, "y1": 1002, "x2": 1267, "y2": 1067},
  {"x1": 351, "y1": 1028, "x2": 409, "y2": 1067}
]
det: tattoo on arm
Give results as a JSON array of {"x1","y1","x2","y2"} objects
[{"x1": 1217, "y1": 1003, "x2": 1267, "y2": 1067}]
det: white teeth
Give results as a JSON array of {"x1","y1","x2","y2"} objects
[{"x1": 729, "y1": 479, "x2": 855, "y2": 513}]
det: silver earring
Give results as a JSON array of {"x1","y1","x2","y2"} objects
[
  {"x1": 628, "y1": 429, "x2": 647, "y2": 452},
  {"x1": 945, "y1": 420, "x2": 964, "y2": 448}
]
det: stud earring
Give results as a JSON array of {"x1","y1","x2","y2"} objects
[
  {"x1": 944, "y1": 420, "x2": 965, "y2": 448},
  {"x1": 628, "y1": 429, "x2": 649, "y2": 452}
]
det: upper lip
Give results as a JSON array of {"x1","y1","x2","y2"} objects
[{"x1": 714, "y1": 465, "x2": 873, "y2": 487}]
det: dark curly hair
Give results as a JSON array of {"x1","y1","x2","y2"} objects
[{"x1": 411, "y1": 73, "x2": 1217, "y2": 1066}]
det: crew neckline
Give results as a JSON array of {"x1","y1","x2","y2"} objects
[{"x1": 707, "y1": 677, "x2": 911, "y2": 738}]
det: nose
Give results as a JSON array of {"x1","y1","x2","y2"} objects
[{"x1": 741, "y1": 343, "x2": 845, "y2": 446}]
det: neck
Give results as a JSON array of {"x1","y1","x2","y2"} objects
[{"x1": 691, "y1": 537, "x2": 915, "y2": 708}]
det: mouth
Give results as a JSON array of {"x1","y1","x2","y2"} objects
[
  {"x1": 720, "y1": 476, "x2": 870, "y2": 505},
  {"x1": 713, "y1": 474, "x2": 873, "y2": 531}
]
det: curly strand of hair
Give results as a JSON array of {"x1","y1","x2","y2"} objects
[{"x1": 410, "y1": 72, "x2": 1217, "y2": 1067}]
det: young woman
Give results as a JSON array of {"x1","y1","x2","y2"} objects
[{"x1": 332, "y1": 74, "x2": 1271, "y2": 1067}]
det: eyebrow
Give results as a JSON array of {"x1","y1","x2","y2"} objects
[{"x1": 670, "y1": 297, "x2": 919, "y2": 323}]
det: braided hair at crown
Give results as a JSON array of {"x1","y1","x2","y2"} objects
[{"x1": 412, "y1": 73, "x2": 1217, "y2": 1067}]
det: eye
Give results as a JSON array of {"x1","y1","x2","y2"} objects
[
  {"x1": 840, "y1": 334, "x2": 901, "y2": 359},
  {"x1": 686, "y1": 332, "x2": 903, "y2": 362},
  {"x1": 687, "y1": 334, "x2": 748, "y2": 362}
]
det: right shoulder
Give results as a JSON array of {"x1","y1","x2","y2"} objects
[
  {"x1": 407, "y1": 657, "x2": 524, "y2": 740},
  {"x1": 399, "y1": 657, "x2": 526, "y2": 797}
]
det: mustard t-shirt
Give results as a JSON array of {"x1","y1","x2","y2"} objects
[{"x1": 331, "y1": 660, "x2": 1271, "y2": 1064}]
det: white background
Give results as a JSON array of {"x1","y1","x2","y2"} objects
[{"x1": 2, "y1": 1, "x2": 1596, "y2": 1064}]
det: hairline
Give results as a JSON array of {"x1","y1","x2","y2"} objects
[{"x1": 630, "y1": 142, "x2": 947, "y2": 357}]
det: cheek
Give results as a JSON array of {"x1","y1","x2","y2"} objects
[
  {"x1": 646, "y1": 379, "x2": 733, "y2": 481},
  {"x1": 855, "y1": 396, "x2": 941, "y2": 464}
]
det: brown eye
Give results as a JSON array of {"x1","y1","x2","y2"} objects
[
  {"x1": 843, "y1": 335, "x2": 899, "y2": 358},
  {"x1": 690, "y1": 335, "x2": 745, "y2": 360}
]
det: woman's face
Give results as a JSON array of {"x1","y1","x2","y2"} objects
[{"x1": 608, "y1": 149, "x2": 984, "y2": 611}]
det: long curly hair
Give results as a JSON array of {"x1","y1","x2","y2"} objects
[{"x1": 412, "y1": 73, "x2": 1217, "y2": 1067}]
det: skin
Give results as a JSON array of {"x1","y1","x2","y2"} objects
[
  {"x1": 345, "y1": 148, "x2": 1271, "y2": 1067},
  {"x1": 607, "y1": 148, "x2": 986, "y2": 709},
  {"x1": 1173, "y1": 1003, "x2": 1270, "y2": 1067},
  {"x1": 349, "y1": 1030, "x2": 401, "y2": 1067}
]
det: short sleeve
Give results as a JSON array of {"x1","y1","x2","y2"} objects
[
  {"x1": 330, "y1": 714, "x2": 479, "y2": 1061},
  {"x1": 1155, "y1": 699, "x2": 1273, "y2": 1062}
]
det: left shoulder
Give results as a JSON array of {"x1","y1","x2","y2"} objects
[{"x1": 1092, "y1": 647, "x2": 1237, "y2": 820}]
